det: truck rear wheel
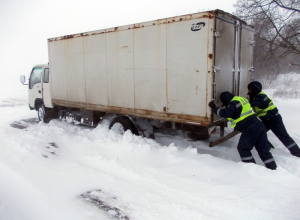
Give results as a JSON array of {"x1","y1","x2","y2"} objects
[
  {"x1": 109, "y1": 116, "x2": 136, "y2": 135},
  {"x1": 37, "y1": 104, "x2": 50, "y2": 123}
]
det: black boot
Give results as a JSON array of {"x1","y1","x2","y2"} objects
[
  {"x1": 265, "y1": 160, "x2": 277, "y2": 170},
  {"x1": 291, "y1": 152, "x2": 300, "y2": 158}
]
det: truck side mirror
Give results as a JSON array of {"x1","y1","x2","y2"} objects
[{"x1": 20, "y1": 75, "x2": 28, "y2": 85}]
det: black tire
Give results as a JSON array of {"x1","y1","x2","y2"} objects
[
  {"x1": 37, "y1": 104, "x2": 50, "y2": 123},
  {"x1": 109, "y1": 116, "x2": 137, "y2": 135}
]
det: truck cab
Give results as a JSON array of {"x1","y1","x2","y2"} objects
[{"x1": 20, "y1": 64, "x2": 53, "y2": 121}]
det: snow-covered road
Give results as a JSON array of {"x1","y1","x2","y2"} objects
[{"x1": 1, "y1": 96, "x2": 300, "y2": 220}]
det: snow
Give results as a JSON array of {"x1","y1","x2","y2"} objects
[{"x1": 1, "y1": 83, "x2": 300, "y2": 220}]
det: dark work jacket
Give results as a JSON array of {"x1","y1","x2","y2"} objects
[
  {"x1": 212, "y1": 100, "x2": 256, "y2": 132},
  {"x1": 249, "y1": 92, "x2": 278, "y2": 121}
]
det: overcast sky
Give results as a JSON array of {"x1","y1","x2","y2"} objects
[{"x1": 0, "y1": 0, "x2": 236, "y2": 97}]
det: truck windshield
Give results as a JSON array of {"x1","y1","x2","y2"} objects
[{"x1": 29, "y1": 67, "x2": 42, "y2": 89}]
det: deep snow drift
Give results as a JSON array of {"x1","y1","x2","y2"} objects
[{"x1": 0, "y1": 79, "x2": 300, "y2": 220}]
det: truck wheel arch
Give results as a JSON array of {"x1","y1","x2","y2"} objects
[{"x1": 109, "y1": 116, "x2": 138, "y2": 135}]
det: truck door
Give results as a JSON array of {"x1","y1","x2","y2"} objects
[
  {"x1": 239, "y1": 26, "x2": 254, "y2": 98},
  {"x1": 28, "y1": 67, "x2": 43, "y2": 108},
  {"x1": 213, "y1": 18, "x2": 236, "y2": 105},
  {"x1": 42, "y1": 67, "x2": 53, "y2": 108},
  {"x1": 213, "y1": 17, "x2": 254, "y2": 122}
]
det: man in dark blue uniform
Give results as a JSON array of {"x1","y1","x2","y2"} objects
[
  {"x1": 247, "y1": 81, "x2": 300, "y2": 158},
  {"x1": 209, "y1": 91, "x2": 277, "y2": 170}
]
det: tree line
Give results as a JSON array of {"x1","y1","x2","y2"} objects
[{"x1": 234, "y1": 0, "x2": 300, "y2": 87}]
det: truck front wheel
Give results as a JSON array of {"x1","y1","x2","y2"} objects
[
  {"x1": 38, "y1": 104, "x2": 50, "y2": 123},
  {"x1": 109, "y1": 116, "x2": 137, "y2": 135}
]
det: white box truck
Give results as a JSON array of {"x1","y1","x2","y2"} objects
[{"x1": 20, "y1": 9, "x2": 254, "y2": 140}]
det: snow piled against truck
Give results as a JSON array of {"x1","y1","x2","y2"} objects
[{"x1": 0, "y1": 76, "x2": 300, "y2": 220}]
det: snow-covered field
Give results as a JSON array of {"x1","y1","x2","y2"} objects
[{"x1": 1, "y1": 80, "x2": 300, "y2": 220}]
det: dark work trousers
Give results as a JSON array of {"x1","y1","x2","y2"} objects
[
  {"x1": 263, "y1": 114, "x2": 300, "y2": 157},
  {"x1": 237, "y1": 117, "x2": 277, "y2": 170}
]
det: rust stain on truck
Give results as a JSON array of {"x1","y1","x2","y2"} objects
[
  {"x1": 48, "y1": 10, "x2": 225, "y2": 42},
  {"x1": 52, "y1": 99, "x2": 211, "y2": 126}
]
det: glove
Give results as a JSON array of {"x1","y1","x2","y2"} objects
[
  {"x1": 208, "y1": 101, "x2": 216, "y2": 109},
  {"x1": 247, "y1": 92, "x2": 255, "y2": 101}
]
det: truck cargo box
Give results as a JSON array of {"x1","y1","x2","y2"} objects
[{"x1": 47, "y1": 9, "x2": 254, "y2": 127}]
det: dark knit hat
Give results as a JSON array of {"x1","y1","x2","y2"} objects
[
  {"x1": 248, "y1": 81, "x2": 262, "y2": 96},
  {"x1": 220, "y1": 91, "x2": 234, "y2": 107}
]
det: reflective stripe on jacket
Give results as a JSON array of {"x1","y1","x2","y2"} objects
[
  {"x1": 253, "y1": 91, "x2": 276, "y2": 117},
  {"x1": 228, "y1": 96, "x2": 254, "y2": 128}
]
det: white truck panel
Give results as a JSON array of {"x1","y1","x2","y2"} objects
[
  {"x1": 49, "y1": 40, "x2": 68, "y2": 101},
  {"x1": 84, "y1": 34, "x2": 108, "y2": 105},
  {"x1": 166, "y1": 18, "x2": 212, "y2": 117},
  {"x1": 65, "y1": 37, "x2": 86, "y2": 103},
  {"x1": 107, "y1": 30, "x2": 135, "y2": 109},
  {"x1": 133, "y1": 24, "x2": 167, "y2": 112}
]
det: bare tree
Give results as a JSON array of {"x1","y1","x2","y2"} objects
[
  {"x1": 235, "y1": 0, "x2": 300, "y2": 84},
  {"x1": 235, "y1": 0, "x2": 300, "y2": 56}
]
